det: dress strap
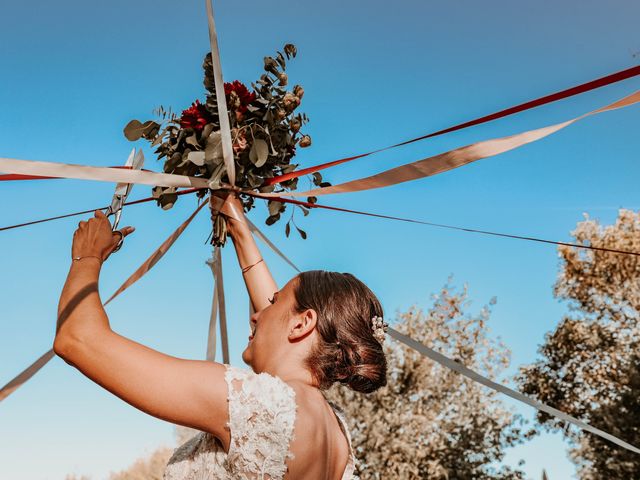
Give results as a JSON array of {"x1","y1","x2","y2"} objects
[{"x1": 327, "y1": 401, "x2": 357, "y2": 480}]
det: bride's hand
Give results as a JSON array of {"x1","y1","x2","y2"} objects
[
  {"x1": 72, "y1": 210, "x2": 135, "y2": 263},
  {"x1": 210, "y1": 190, "x2": 248, "y2": 235}
]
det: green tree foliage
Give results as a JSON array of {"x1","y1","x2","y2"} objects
[
  {"x1": 518, "y1": 209, "x2": 640, "y2": 479},
  {"x1": 326, "y1": 282, "x2": 529, "y2": 479}
]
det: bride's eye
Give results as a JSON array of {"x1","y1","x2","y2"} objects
[{"x1": 268, "y1": 296, "x2": 275, "y2": 304}]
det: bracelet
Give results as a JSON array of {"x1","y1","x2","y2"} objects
[
  {"x1": 72, "y1": 255, "x2": 102, "y2": 264},
  {"x1": 241, "y1": 258, "x2": 264, "y2": 274}
]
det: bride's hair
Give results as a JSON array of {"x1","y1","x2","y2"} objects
[{"x1": 292, "y1": 270, "x2": 387, "y2": 394}]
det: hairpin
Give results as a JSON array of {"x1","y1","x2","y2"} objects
[{"x1": 371, "y1": 315, "x2": 388, "y2": 343}]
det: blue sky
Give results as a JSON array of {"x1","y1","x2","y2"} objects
[{"x1": 1, "y1": 0, "x2": 639, "y2": 478}]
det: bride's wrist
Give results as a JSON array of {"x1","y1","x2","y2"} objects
[{"x1": 227, "y1": 218, "x2": 251, "y2": 240}]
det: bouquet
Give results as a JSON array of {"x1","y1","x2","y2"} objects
[{"x1": 123, "y1": 44, "x2": 330, "y2": 246}]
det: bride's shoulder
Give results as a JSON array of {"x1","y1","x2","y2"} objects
[{"x1": 225, "y1": 365, "x2": 297, "y2": 405}]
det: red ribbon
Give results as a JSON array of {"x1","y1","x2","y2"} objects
[
  {"x1": 264, "y1": 64, "x2": 640, "y2": 186},
  {"x1": 0, "y1": 187, "x2": 202, "y2": 232},
  {"x1": 243, "y1": 191, "x2": 640, "y2": 257}
]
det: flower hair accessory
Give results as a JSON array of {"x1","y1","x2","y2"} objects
[{"x1": 371, "y1": 315, "x2": 388, "y2": 343}]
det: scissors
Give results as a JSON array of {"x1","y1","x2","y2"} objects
[{"x1": 105, "y1": 148, "x2": 145, "y2": 252}]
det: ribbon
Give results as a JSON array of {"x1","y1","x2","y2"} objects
[
  {"x1": 261, "y1": 90, "x2": 640, "y2": 198},
  {"x1": 244, "y1": 192, "x2": 640, "y2": 257},
  {"x1": 0, "y1": 188, "x2": 203, "y2": 233},
  {"x1": 104, "y1": 200, "x2": 208, "y2": 304},
  {"x1": 387, "y1": 328, "x2": 640, "y2": 455},
  {"x1": 246, "y1": 220, "x2": 640, "y2": 455},
  {"x1": 205, "y1": 0, "x2": 236, "y2": 186},
  {"x1": 265, "y1": 64, "x2": 640, "y2": 186},
  {"x1": 245, "y1": 218, "x2": 301, "y2": 272},
  {"x1": 205, "y1": 252, "x2": 220, "y2": 362},
  {"x1": 0, "y1": 200, "x2": 207, "y2": 403},
  {"x1": 212, "y1": 245, "x2": 230, "y2": 363},
  {"x1": 0, "y1": 157, "x2": 211, "y2": 189},
  {"x1": 0, "y1": 166, "x2": 155, "y2": 182},
  {"x1": 0, "y1": 350, "x2": 55, "y2": 402}
]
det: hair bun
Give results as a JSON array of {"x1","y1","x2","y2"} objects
[
  {"x1": 346, "y1": 362, "x2": 386, "y2": 394},
  {"x1": 339, "y1": 341, "x2": 387, "y2": 394}
]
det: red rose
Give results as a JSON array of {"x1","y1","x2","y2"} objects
[
  {"x1": 179, "y1": 100, "x2": 211, "y2": 131},
  {"x1": 224, "y1": 80, "x2": 256, "y2": 114}
]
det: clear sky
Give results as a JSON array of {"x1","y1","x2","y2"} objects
[{"x1": 1, "y1": 0, "x2": 639, "y2": 478}]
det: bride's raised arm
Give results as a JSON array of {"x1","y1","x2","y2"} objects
[{"x1": 215, "y1": 192, "x2": 279, "y2": 312}]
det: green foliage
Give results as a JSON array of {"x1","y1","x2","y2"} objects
[{"x1": 518, "y1": 209, "x2": 640, "y2": 479}]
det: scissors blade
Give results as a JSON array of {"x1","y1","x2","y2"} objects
[{"x1": 107, "y1": 149, "x2": 145, "y2": 230}]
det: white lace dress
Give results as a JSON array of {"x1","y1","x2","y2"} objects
[{"x1": 163, "y1": 365, "x2": 357, "y2": 480}]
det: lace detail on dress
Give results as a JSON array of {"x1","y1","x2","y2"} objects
[
  {"x1": 163, "y1": 365, "x2": 358, "y2": 480},
  {"x1": 164, "y1": 365, "x2": 297, "y2": 480},
  {"x1": 163, "y1": 431, "x2": 228, "y2": 480},
  {"x1": 225, "y1": 365, "x2": 297, "y2": 479}
]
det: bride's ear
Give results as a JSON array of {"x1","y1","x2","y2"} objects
[{"x1": 288, "y1": 308, "x2": 317, "y2": 341}]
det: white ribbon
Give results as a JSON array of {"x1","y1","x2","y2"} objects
[
  {"x1": 205, "y1": 252, "x2": 220, "y2": 362},
  {"x1": 245, "y1": 217, "x2": 301, "y2": 273},
  {"x1": 0, "y1": 157, "x2": 210, "y2": 189},
  {"x1": 388, "y1": 328, "x2": 640, "y2": 455},
  {"x1": 205, "y1": 0, "x2": 236, "y2": 186},
  {"x1": 211, "y1": 245, "x2": 230, "y2": 363}
]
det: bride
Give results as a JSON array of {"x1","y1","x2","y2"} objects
[{"x1": 54, "y1": 192, "x2": 388, "y2": 479}]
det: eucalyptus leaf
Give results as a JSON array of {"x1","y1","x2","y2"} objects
[
  {"x1": 268, "y1": 200, "x2": 282, "y2": 216},
  {"x1": 124, "y1": 119, "x2": 158, "y2": 141},
  {"x1": 258, "y1": 184, "x2": 276, "y2": 193},
  {"x1": 295, "y1": 224, "x2": 307, "y2": 239},
  {"x1": 200, "y1": 123, "x2": 214, "y2": 142},
  {"x1": 249, "y1": 139, "x2": 269, "y2": 167},
  {"x1": 186, "y1": 134, "x2": 200, "y2": 149},
  {"x1": 187, "y1": 151, "x2": 206, "y2": 166},
  {"x1": 158, "y1": 192, "x2": 178, "y2": 210},
  {"x1": 285, "y1": 222, "x2": 291, "y2": 237},
  {"x1": 205, "y1": 130, "x2": 223, "y2": 165},
  {"x1": 207, "y1": 161, "x2": 226, "y2": 190},
  {"x1": 265, "y1": 214, "x2": 279, "y2": 226}
]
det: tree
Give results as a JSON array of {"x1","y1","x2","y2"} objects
[
  {"x1": 518, "y1": 209, "x2": 640, "y2": 479},
  {"x1": 108, "y1": 447, "x2": 173, "y2": 480},
  {"x1": 325, "y1": 281, "x2": 529, "y2": 479}
]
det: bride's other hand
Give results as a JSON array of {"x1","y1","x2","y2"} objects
[{"x1": 210, "y1": 190, "x2": 248, "y2": 235}]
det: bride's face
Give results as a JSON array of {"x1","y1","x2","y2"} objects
[{"x1": 242, "y1": 277, "x2": 297, "y2": 370}]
